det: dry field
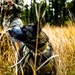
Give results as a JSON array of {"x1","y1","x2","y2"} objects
[{"x1": 0, "y1": 21, "x2": 75, "y2": 75}]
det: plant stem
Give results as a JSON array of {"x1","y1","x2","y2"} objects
[{"x1": 34, "y1": 22, "x2": 39, "y2": 75}]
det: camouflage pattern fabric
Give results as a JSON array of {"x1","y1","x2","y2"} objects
[{"x1": 2, "y1": 0, "x2": 24, "y2": 27}]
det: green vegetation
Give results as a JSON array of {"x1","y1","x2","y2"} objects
[{"x1": 21, "y1": 0, "x2": 75, "y2": 26}]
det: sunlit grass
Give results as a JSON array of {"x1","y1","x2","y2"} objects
[
  {"x1": 43, "y1": 22, "x2": 75, "y2": 75},
  {"x1": 0, "y1": 21, "x2": 75, "y2": 75},
  {"x1": 0, "y1": 27, "x2": 19, "y2": 75}
]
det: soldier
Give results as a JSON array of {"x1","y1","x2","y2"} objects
[
  {"x1": 2, "y1": 0, "x2": 24, "y2": 27},
  {"x1": 8, "y1": 23, "x2": 56, "y2": 75}
]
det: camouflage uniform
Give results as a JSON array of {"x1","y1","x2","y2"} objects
[{"x1": 5, "y1": 0, "x2": 24, "y2": 27}]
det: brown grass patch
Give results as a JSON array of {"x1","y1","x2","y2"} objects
[
  {"x1": 42, "y1": 23, "x2": 75, "y2": 75},
  {"x1": 0, "y1": 21, "x2": 75, "y2": 75}
]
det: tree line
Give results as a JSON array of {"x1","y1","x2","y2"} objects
[
  {"x1": 22, "y1": 0, "x2": 75, "y2": 26},
  {"x1": 0, "y1": 0, "x2": 75, "y2": 26}
]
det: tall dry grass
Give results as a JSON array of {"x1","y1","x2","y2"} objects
[
  {"x1": 0, "y1": 21, "x2": 75, "y2": 75},
  {"x1": 0, "y1": 28, "x2": 20, "y2": 75},
  {"x1": 42, "y1": 21, "x2": 75, "y2": 75}
]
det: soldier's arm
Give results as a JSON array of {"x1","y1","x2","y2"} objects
[{"x1": 13, "y1": 0, "x2": 24, "y2": 12}]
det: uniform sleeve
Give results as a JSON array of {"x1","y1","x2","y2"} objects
[{"x1": 13, "y1": 0, "x2": 24, "y2": 12}]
